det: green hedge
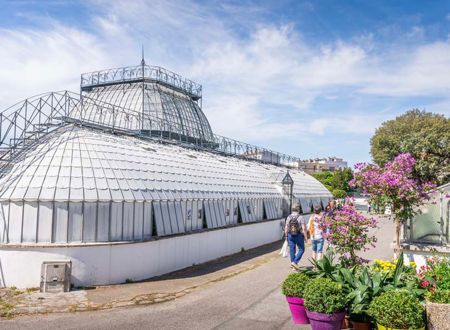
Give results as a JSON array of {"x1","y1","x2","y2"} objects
[{"x1": 303, "y1": 277, "x2": 346, "y2": 313}]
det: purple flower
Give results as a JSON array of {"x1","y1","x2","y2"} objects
[
  {"x1": 319, "y1": 202, "x2": 378, "y2": 266},
  {"x1": 352, "y1": 153, "x2": 434, "y2": 223}
]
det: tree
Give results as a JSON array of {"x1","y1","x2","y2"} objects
[
  {"x1": 312, "y1": 171, "x2": 333, "y2": 192},
  {"x1": 332, "y1": 168, "x2": 353, "y2": 192},
  {"x1": 313, "y1": 168, "x2": 354, "y2": 197},
  {"x1": 370, "y1": 109, "x2": 450, "y2": 185},
  {"x1": 351, "y1": 153, "x2": 435, "y2": 256},
  {"x1": 332, "y1": 189, "x2": 347, "y2": 199}
]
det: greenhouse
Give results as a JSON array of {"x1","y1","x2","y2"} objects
[
  {"x1": 403, "y1": 183, "x2": 450, "y2": 266},
  {"x1": 0, "y1": 61, "x2": 331, "y2": 288}
]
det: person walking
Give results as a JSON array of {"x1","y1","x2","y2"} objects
[
  {"x1": 325, "y1": 200, "x2": 337, "y2": 219},
  {"x1": 284, "y1": 205, "x2": 307, "y2": 270},
  {"x1": 308, "y1": 206, "x2": 324, "y2": 260}
]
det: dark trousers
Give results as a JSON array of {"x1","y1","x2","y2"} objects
[{"x1": 288, "y1": 233, "x2": 305, "y2": 264}]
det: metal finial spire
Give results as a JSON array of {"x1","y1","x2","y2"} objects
[{"x1": 141, "y1": 45, "x2": 146, "y2": 66}]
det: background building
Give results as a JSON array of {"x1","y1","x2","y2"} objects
[{"x1": 297, "y1": 157, "x2": 348, "y2": 174}]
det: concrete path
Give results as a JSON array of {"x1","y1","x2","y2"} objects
[
  {"x1": 0, "y1": 215, "x2": 395, "y2": 330},
  {"x1": 6, "y1": 240, "x2": 287, "y2": 316}
]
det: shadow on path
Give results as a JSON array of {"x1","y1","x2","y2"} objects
[{"x1": 147, "y1": 240, "x2": 283, "y2": 282}]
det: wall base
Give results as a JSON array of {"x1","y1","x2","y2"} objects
[
  {"x1": 0, "y1": 220, "x2": 282, "y2": 288},
  {"x1": 403, "y1": 243, "x2": 450, "y2": 268}
]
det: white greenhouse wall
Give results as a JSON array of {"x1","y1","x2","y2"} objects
[
  {"x1": 0, "y1": 219, "x2": 281, "y2": 289},
  {"x1": 404, "y1": 246, "x2": 450, "y2": 269}
]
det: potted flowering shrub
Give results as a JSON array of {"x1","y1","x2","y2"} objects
[
  {"x1": 368, "y1": 290, "x2": 425, "y2": 330},
  {"x1": 320, "y1": 201, "x2": 377, "y2": 266},
  {"x1": 304, "y1": 277, "x2": 347, "y2": 330},
  {"x1": 426, "y1": 288, "x2": 450, "y2": 329},
  {"x1": 281, "y1": 272, "x2": 310, "y2": 324},
  {"x1": 418, "y1": 257, "x2": 450, "y2": 329}
]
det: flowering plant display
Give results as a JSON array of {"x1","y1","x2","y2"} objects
[
  {"x1": 350, "y1": 153, "x2": 435, "y2": 253},
  {"x1": 302, "y1": 251, "x2": 424, "y2": 323},
  {"x1": 372, "y1": 258, "x2": 416, "y2": 272},
  {"x1": 417, "y1": 257, "x2": 450, "y2": 292},
  {"x1": 320, "y1": 201, "x2": 377, "y2": 266}
]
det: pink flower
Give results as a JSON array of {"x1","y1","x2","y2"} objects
[
  {"x1": 352, "y1": 153, "x2": 434, "y2": 223},
  {"x1": 319, "y1": 203, "x2": 378, "y2": 266},
  {"x1": 421, "y1": 281, "x2": 429, "y2": 287}
]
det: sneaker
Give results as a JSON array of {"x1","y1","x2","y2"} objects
[{"x1": 291, "y1": 262, "x2": 300, "y2": 270}]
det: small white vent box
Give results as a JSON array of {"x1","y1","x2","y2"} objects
[{"x1": 40, "y1": 260, "x2": 71, "y2": 293}]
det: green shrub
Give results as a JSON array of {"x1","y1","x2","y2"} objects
[
  {"x1": 368, "y1": 290, "x2": 424, "y2": 329},
  {"x1": 332, "y1": 189, "x2": 347, "y2": 199},
  {"x1": 426, "y1": 289, "x2": 450, "y2": 304},
  {"x1": 281, "y1": 273, "x2": 310, "y2": 297},
  {"x1": 304, "y1": 277, "x2": 346, "y2": 314}
]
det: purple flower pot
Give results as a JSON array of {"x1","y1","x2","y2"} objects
[
  {"x1": 306, "y1": 310, "x2": 346, "y2": 330},
  {"x1": 286, "y1": 296, "x2": 309, "y2": 324}
]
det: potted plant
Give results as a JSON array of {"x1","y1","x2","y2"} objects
[
  {"x1": 281, "y1": 272, "x2": 310, "y2": 324},
  {"x1": 320, "y1": 201, "x2": 378, "y2": 267},
  {"x1": 426, "y1": 289, "x2": 450, "y2": 330},
  {"x1": 304, "y1": 277, "x2": 347, "y2": 330},
  {"x1": 419, "y1": 257, "x2": 450, "y2": 329},
  {"x1": 368, "y1": 290, "x2": 425, "y2": 330}
]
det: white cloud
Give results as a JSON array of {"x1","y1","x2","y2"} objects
[
  {"x1": 359, "y1": 41, "x2": 450, "y2": 97},
  {"x1": 0, "y1": 0, "x2": 448, "y2": 161},
  {"x1": 0, "y1": 24, "x2": 115, "y2": 109}
]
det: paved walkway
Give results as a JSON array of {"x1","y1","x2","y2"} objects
[
  {"x1": 7, "y1": 240, "x2": 286, "y2": 316},
  {"x1": 1, "y1": 215, "x2": 395, "y2": 330}
]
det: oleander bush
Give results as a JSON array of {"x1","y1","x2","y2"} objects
[{"x1": 319, "y1": 202, "x2": 377, "y2": 266}]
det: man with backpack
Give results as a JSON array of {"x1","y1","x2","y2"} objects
[{"x1": 284, "y1": 205, "x2": 307, "y2": 270}]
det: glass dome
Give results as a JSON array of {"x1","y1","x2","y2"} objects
[{"x1": 80, "y1": 65, "x2": 214, "y2": 144}]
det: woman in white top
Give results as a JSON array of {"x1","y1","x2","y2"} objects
[{"x1": 308, "y1": 206, "x2": 324, "y2": 260}]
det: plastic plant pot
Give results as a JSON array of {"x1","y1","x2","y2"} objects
[
  {"x1": 306, "y1": 310, "x2": 346, "y2": 330},
  {"x1": 285, "y1": 296, "x2": 309, "y2": 324}
]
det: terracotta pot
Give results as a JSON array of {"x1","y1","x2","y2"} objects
[
  {"x1": 352, "y1": 320, "x2": 371, "y2": 330},
  {"x1": 341, "y1": 314, "x2": 351, "y2": 329}
]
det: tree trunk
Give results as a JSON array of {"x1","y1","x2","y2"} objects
[
  {"x1": 392, "y1": 203, "x2": 401, "y2": 259},
  {"x1": 350, "y1": 250, "x2": 357, "y2": 265},
  {"x1": 395, "y1": 219, "x2": 401, "y2": 259}
]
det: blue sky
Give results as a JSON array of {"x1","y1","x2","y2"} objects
[{"x1": 0, "y1": 0, "x2": 449, "y2": 165}]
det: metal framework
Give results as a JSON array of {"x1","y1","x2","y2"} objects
[
  {"x1": 81, "y1": 64, "x2": 202, "y2": 100},
  {"x1": 0, "y1": 64, "x2": 302, "y2": 178},
  {"x1": 82, "y1": 82, "x2": 213, "y2": 143}
]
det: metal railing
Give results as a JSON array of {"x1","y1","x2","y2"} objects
[
  {"x1": 0, "y1": 90, "x2": 301, "y2": 177},
  {"x1": 80, "y1": 65, "x2": 202, "y2": 100},
  {"x1": 0, "y1": 91, "x2": 77, "y2": 171}
]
